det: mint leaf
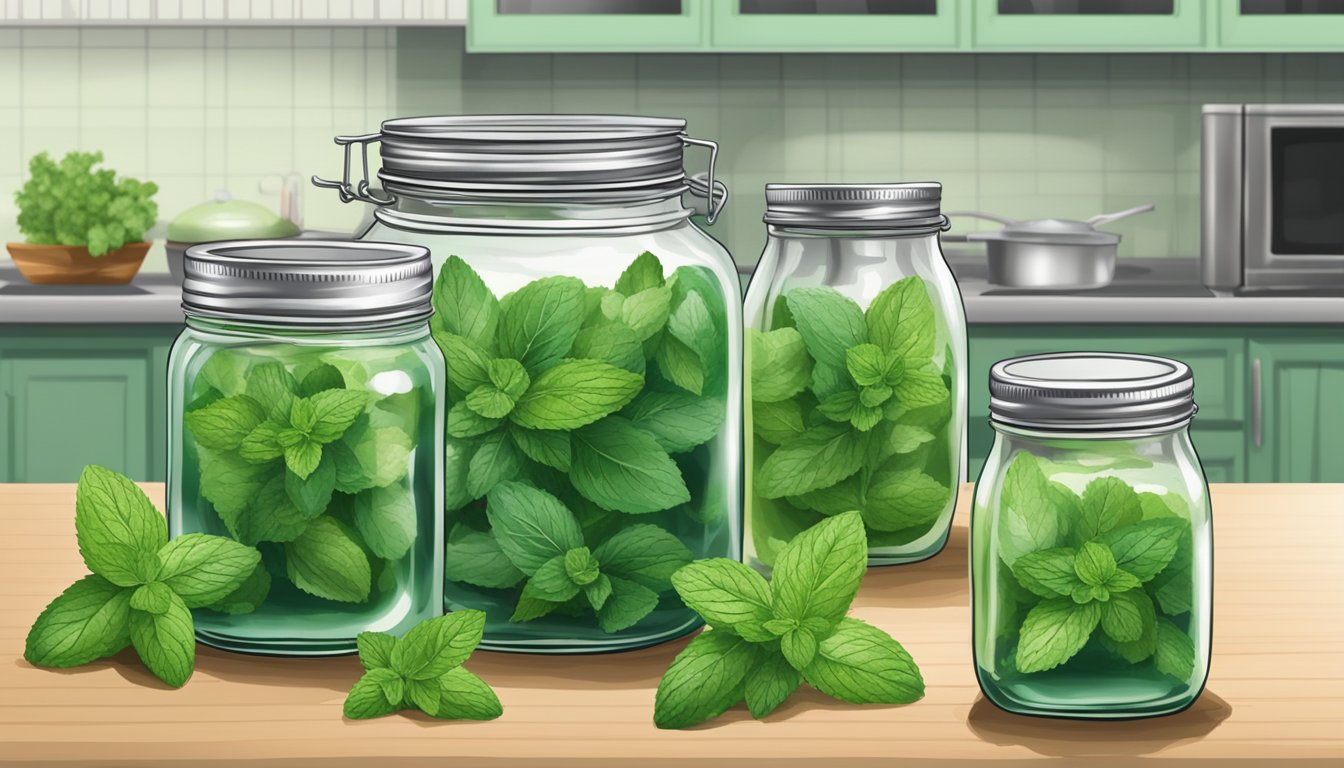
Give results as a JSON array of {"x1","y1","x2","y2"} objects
[
  {"x1": 486, "y1": 481, "x2": 584, "y2": 575},
  {"x1": 432, "y1": 255, "x2": 500, "y2": 350},
  {"x1": 298, "y1": 363, "x2": 345, "y2": 396},
  {"x1": 592, "y1": 524, "x2": 693, "y2": 591},
  {"x1": 184, "y1": 396, "x2": 266, "y2": 451},
  {"x1": 353, "y1": 486, "x2": 417, "y2": 560},
  {"x1": 444, "y1": 524, "x2": 526, "y2": 589},
  {"x1": 285, "y1": 456, "x2": 336, "y2": 518},
  {"x1": 584, "y1": 573, "x2": 614, "y2": 611},
  {"x1": 571, "y1": 323, "x2": 645, "y2": 375},
  {"x1": 526, "y1": 555, "x2": 582, "y2": 602},
  {"x1": 1105, "y1": 568, "x2": 1143, "y2": 593},
  {"x1": 447, "y1": 400, "x2": 502, "y2": 438},
  {"x1": 790, "y1": 474, "x2": 863, "y2": 517},
  {"x1": 465, "y1": 386, "x2": 511, "y2": 419},
  {"x1": 597, "y1": 575, "x2": 660, "y2": 633},
  {"x1": 390, "y1": 610, "x2": 485, "y2": 681},
  {"x1": 875, "y1": 423, "x2": 935, "y2": 464},
  {"x1": 357, "y1": 631, "x2": 396, "y2": 671},
  {"x1": 890, "y1": 365, "x2": 948, "y2": 409},
  {"x1": 307, "y1": 390, "x2": 369, "y2": 443},
  {"x1": 1100, "y1": 590, "x2": 1158, "y2": 663},
  {"x1": 570, "y1": 417, "x2": 690, "y2": 515},
  {"x1": 615, "y1": 251, "x2": 665, "y2": 296},
  {"x1": 498, "y1": 275, "x2": 585, "y2": 373},
  {"x1": 752, "y1": 399, "x2": 806, "y2": 445},
  {"x1": 205, "y1": 562, "x2": 270, "y2": 615},
  {"x1": 284, "y1": 517, "x2": 371, "y2": 603},
  {"x1": 510, "y1": 427, "x2": 572, "y2": 472},
  {"x1": 744, "y1": 652, "x2": 801, "y2": 718},
  {"x1": 1100, "y1": 588, "x2": 1151, "y2": 643},
  {"x1": 996, "y1": 453, "x2": 1063, "y2": 565},
  {"x1": 511, "y1": 360, "x2": 643, "y2": 431},
  {"x1": 1155, "y1": 618, "x2": 1196, "y2": 681},
  {"x1": 621, "y1": 285, "x2": 672, "y2": 342},
  {"x1": 755, "y1": 423, "x2": 865, "y2": 500},
  {"x1": 200, "y1": 350, "x2": 248, "y2": 396},
  {"x1": 785, "y1": 287, "x2": 867, "y2": 368},
  {"x1": 1012, "y1": 548, "x2": 1083, "y2": 599},
  {"x1": 424, "y1": 666, "x2": 503, "y2": 720},
  {"x1": 238, "y1": 419, "x2": 286, "y2": 463},
  {"x1": 667, "y1": 289, "x2": 716, "y2": 362},
  {"x1": 331, "y1": 420, "x2": 412, "y2": 493},
  {"x1": 865, "y1": 276, "x2": 934, "y2": 363},
  {"x1": 1074, "y1": 541, "x2": 1118, "y2": 587},
  {"x1": 653, "y1": 630, "x2": 755, "y2": 729},
  {"x1": 749, "y1": 327, "x2": 813, "y2": 403},
  {"x1": 197, "y1": 446, "x2": 271, "y2": 518},
  {"x1": 844, "y1": 343, "x2": 891, "y2": 387},
  {"x1": 1098, "y1": 518, "x2": 1186, "y2": 582},
  {"x1": 862, "y1": 469, "x2": 950, "y2": 533},
  {"x1": 1076, "y1": 476, "x2": 1143, "y2": 542},
  {"x1": 344, "y1": 668, "x2": 403, "y2": 719},
  {"x1": 466, "y1": 431, "x2": 519, "y2": 499},
  {"x1": 154, "y1": 533, "x2": 261, "y2": 608},
  {"x1": 622, "y1": 390, "x2": 722, "y2": 454},
  {"x1": 130, "y1": 581, "x2": 175, "y2": 614},
  {"x1": 435, "y1": 331, "x2": 493, "y2": 393},
  {"x1": 670, "y1": 559, "x2": 773, "y2": 638},
  {"x1": 1015, "y1": 598, "x2": 1101, "y2": 673},
  {"x1": 245, "y1": 362, "x2": 298, "y2": 418},
  {"x1": 780, "y1": 628, "x2": 818, "y2": 671},
  {"x1": 655, "y1": 334, "x2": 705, "y2": 397},
  {"x1": 74, "y1": 465, "x2": 168, "y2": 587},
  {"x1": 129, "y1": 589, "x2": 195, "y2": 688},
  {"x1": 802, "y1": 618, "x2": 924, "y2": 705},
  {"x1": 227, "y1": 475, "x2": 311, "y2": 545},
  {"x1": 25, "y1": 574, "x2": 131, "y2": 668},
  {"x1": 564, "y1": 547, "x2": 601, "y2": 585},
  {"x1": 771, "y1": 511, "x2": 866, "y2": 633}
]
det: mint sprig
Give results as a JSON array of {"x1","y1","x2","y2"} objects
[
  {"x1": 653, "y1": 512, "x2": 924, "y2": 729},
  {"x1": 25, "y1": 466, "x2": 261, "y2": 687},
  {"x1": 344, "y1": 611, "x2": 502, "y2": 721}
]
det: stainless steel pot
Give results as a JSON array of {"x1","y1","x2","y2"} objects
[{"x1": 949, "y1": 204, "x2": 1154, "y2": 290}]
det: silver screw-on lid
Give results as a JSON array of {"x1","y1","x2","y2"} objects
[
  {"x1": 989, "y1": 353, "x2": 1196, "y2": 431},
  {"x1": 182, "y1": 240, "x2": 433, "y2": 329},
  {"x1": 763, "y1": 182, "x2": 946, "y2": 229}
]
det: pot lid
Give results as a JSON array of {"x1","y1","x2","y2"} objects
[
  {"x1": 967, "y1": 218, "x2": 1119, "y2": 247},
  {"x1": 167, "y1": 191, "x2": 301, "y2": 243}
]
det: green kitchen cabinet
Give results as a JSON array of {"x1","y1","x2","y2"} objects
[
  {"x1": 1247, "y1": 336, "x2": 1344, "y2": 483},
  {"x1": 1215, "y1": 0, "x2": 1344, "y2": 52},
  {"x1": 709, "y1": 0, "x2": 961, "y2": 52},
  {"x1": 971, "y1": 0, "x2": 1207, "y2": 52},
  {"x1": 468, "y1": 0, "x2": 710, "y2": 52},
  {"x1": 0, "y1": 326, "x2": 178, "y2": 483}
]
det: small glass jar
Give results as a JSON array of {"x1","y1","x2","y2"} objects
[
  {"x1": 320, "y1": 115, "x2": 741, "y2": 653},
  {"x1": 167, "y1": 240, "x2": 445, "y2": 655},
  {"x1": 743, "y1": 183, "x2": 968, "y2": 570},
  {"x1": 972, "y1": 353, "x2": 1213, "y2": 719}
]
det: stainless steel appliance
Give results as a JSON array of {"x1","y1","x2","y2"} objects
[{"x1": 1203, "y1": 104, "x2": 1344, "y2": 291}]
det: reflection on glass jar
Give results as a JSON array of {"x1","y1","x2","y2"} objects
[
  {"x1": 167, "y1": 241, "x2": 445, "y2": 656},
  {"x1": 972, "y1": 353, "x2": 1213, "y2": 719}
]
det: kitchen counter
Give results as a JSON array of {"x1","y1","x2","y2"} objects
[
  {"x1": 0, "y1": 267, "x2": 182, "y2": 324},
  {"x1": 3, "y1": 482, "x2": 1340, "y2": 766}
]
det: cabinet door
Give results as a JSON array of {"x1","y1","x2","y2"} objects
[
  {"x1": 710, "y1": 0, "x2": 960, "y2": 51},
  {"x1": 468, "y1": 0, "x2": 708, "y2": 52},
  {"x1": 1217, "y1": 0, "x2": 1344, "y2": 51},
  {"x1": 972, "y1": 0, "x2": 1207, "y2": 51},
  {"x1": 1248, "y1": 339, "x2": 1344, "y2": 482}
]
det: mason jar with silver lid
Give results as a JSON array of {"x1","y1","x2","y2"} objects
[
  {"x1": 318, "y1": 115, "x2": 740, "y2": 654},
  {"x1": 971, "y1": 352, "x2": 1212, "y2": 719},
  {"x1": 167, "y1": 240, "x2": 445, "y2": 656},
  {"x1": 743, "y1": 182, "x2": 968, "y2": 570}
]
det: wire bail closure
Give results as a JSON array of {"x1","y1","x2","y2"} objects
[
  {"x1": 312, "y1": 133, "x2": 395, "y2": 207},
  {"x1": 683, "y1": 137, "x2": 726, "y2": 225}
]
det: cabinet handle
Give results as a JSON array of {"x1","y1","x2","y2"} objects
[{"x1": 1251, "y1": 357, "x2": 1262, "y2": 449}]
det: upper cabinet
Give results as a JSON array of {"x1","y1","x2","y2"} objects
[
  {"x1": 1, "y1": 0, "x2": 469, "y2": 26},
  {"x1": 468, "y1": 0, "x2": 710, "y2": 51},
  {"x1": 709, "y1": 0, "x2": 960, "y2": 52},
  {"x1": 1217, "y1": 0, "x2": 1344, "y2": 51},
  {"x1": 971, "y1": 0, "x2": 1207, "y2": 51}
]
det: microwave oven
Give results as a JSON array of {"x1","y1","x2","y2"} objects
[{"x1": 1202, "y1": 104, "x2": 1344, "y2": 291}]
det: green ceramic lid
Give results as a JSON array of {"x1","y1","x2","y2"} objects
[{"x1": 167, "y1": 192, "x2": 300, "y2": 243}]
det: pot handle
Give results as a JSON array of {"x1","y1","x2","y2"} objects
[
  {"x1": 945, "y1": 210, "x2": 1017, "y2": 227},
  {"x1": 1086, "y1": 203, "x2": 1154, "y2": 227},
  {"x1": 312, "y1": 133, "x2": 395, "y2": 206}
]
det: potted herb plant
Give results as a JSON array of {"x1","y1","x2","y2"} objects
[{"x1": 7, "y1": 151, "x2": 158, "y2": 285}]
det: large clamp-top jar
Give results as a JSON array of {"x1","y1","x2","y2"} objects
[
  {"x1": 318, "y1": 115, "x2": 741, "y2": 653},
  {"x1": 972, "y1": 353, "x2": 1213, "y2": 719},
  {"x1": 742, "y1": 183, "x2": 968, "y2": 570},
  {"x1": 167, "y1": 240, "x2": 445, "y2": 656}
]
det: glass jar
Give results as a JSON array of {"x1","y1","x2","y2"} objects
[
  {"x1": 742, "y1": 183, "x2": 967, "y2": 569},
  {"x1": 319, "y1": 115, "x2": 741, "y2": 653},
  {"x1": 167, "y1": 240, "x2": 445, "y2": 655},
  {"x1": 972, "y1": 353, "x2": 1213, "y2": 719}
]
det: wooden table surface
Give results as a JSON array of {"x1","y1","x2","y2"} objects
[{"x1": 2, "y1": 482, "x2": 1341, "y2": 767}]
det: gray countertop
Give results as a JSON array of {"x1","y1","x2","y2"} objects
[{"x1": 4, "y1": 259, "x2": 1344, "y2": 326}]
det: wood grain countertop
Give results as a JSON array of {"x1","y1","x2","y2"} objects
[{"x1": 2, "y1": 483, "x2": 1341, "y2": 767}]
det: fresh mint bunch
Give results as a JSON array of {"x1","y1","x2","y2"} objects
[
  {"x1": 996, "y1": 452, "x2": 1198, "y2": 681},
  {"x1": 749, "y1": 277, "x2": 955, "y2": 562},
  {"x1": 344, "y1": 611, "x2": 502, "y2": 721},
  {"x1": 653, "y1": 512, "x2": 924, "y2": 729},
  {"x1": 186, "y1": 351, "x2": 424, "y2": 608},
  {"x1": 15, "y1": 150, "x2": 158, "y2": 256},
  {"x1": 24, "y1": 466, "x2": 261, "y2": 688},
  {"x1": 435, "y1": 253, "x2": 729, "y2": 636}
]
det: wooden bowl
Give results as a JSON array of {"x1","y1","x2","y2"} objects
[{"x1": 6, "y1": 241, "x2": 152, "y2": 285}]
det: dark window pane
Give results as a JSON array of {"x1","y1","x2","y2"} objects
[
  {"x1": 999, "y1": 0, "x2": 1173, "y2": 13},
  {"x1": 1242, "y1": 0, "x2": 1344, "y2": 13},
  {"x1": 1272, "y1": 128, "x2": 1344, "y2": 255},
  {"x1": 497, "y1": 0, "x2": 681, "y2": 14},
  {"x1": 741, "y1": 0, "x2": 937, "y2": 13}
]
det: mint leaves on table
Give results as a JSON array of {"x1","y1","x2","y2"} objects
[
  {"x1": 186, "y1": 350, "x2": 425, "y2": 608},
  {"x1": 996, "y1": 452, "x2": 1198, "y2": 681},
  {"x1": 435, "y1": 252, "x2": 729, "y2": 635},
  {"x1": 25, "y1": 466, "x2": 261, "y2": 688},
  {"x1": 344, "y1": 611, "x2": 502, "y2": 721},
  {"x1": 749, "y1": 277, "x2": 955, "y2": 564},
  {"x1": 653, "y1": 512, "x2": 924, "y2": 729}
]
